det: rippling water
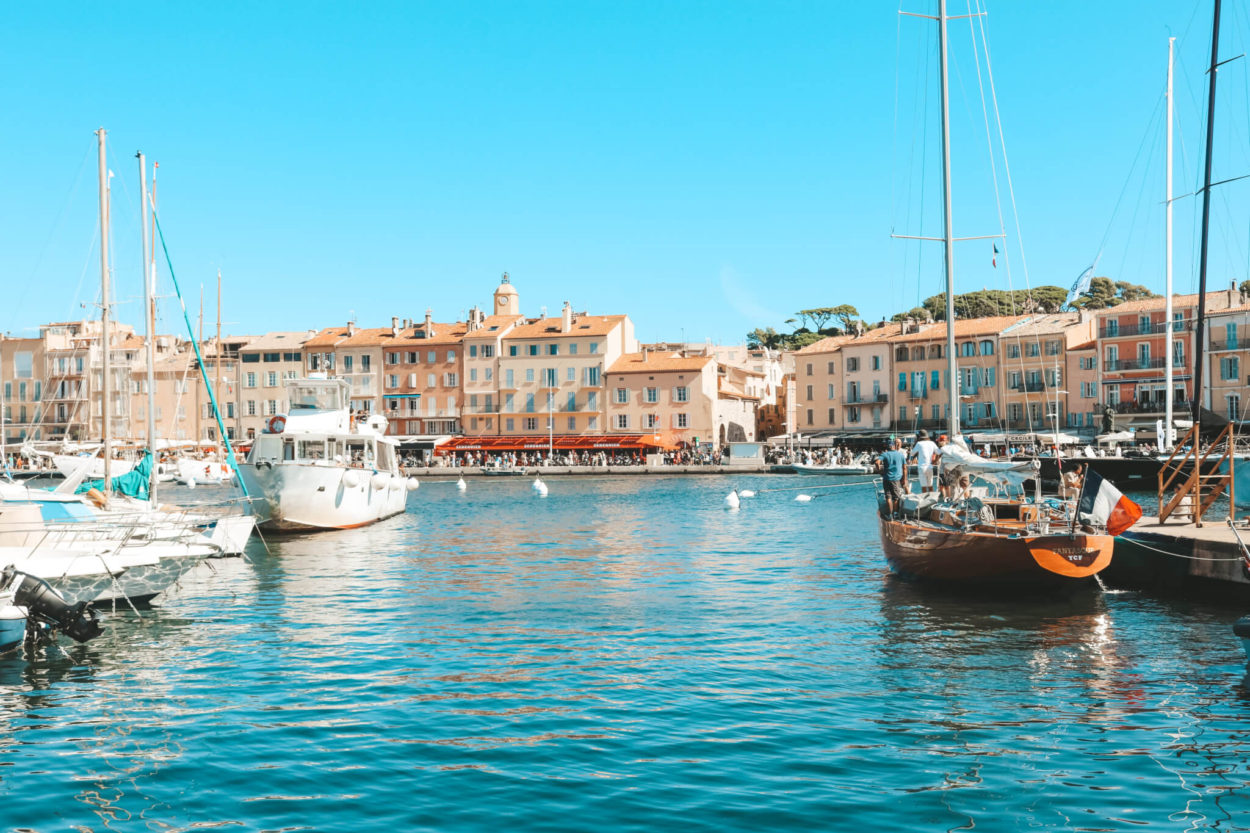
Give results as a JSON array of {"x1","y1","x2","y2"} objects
[{"x1": 3, "y1": 475, "x2": 1250, "y2": 831}]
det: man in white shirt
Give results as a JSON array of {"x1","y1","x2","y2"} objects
[{"x1": 910, "y1": 429, "x2": 939, "y2": 493}]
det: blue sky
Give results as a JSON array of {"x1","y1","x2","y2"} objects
[{"x1": 2, "y1": 1, "x2": 1248, "y2": 345}]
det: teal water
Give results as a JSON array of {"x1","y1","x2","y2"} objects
[{"x1": 2, "y1": 475, "x2": 1250, "y2": 832}]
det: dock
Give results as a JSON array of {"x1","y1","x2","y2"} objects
[
  {"x1": 401, "y1": 464, "x2": 770, "y2": 477},
  {"x1": 1109, "y1": 514, "x2": 1250, "y2": 597}
]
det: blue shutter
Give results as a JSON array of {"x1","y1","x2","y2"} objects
[{"x1": 898, "y1": 372, "x2": 906, "y2": 391}]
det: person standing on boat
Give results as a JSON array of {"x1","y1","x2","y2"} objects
[
  {"x1": 877, "y1": 437, "x2": 908, "y2": 517},
  {"x1": 910, "y1": 429, "x2": 939, "y2": 493}
]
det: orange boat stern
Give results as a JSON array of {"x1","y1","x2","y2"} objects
[{"x1": 1028, "y1": 535, "x2": 1114, "y2": 578}]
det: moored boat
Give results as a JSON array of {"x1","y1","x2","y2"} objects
[{"x1": 239, "y1": 377, "x2": 415, "y2": 531}]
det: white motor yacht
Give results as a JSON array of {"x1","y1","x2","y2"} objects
[{"x1": 239, "y1": 377, "x2": 415, "y2": 531}]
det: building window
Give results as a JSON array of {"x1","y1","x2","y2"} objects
[
  {"x1": 526, "y1": 368, "x2": 535, "y2": 383},
  {"x1": 528, "y1": 345, "x2": 539, "y2": 356},
  {"x1": 568, "y1": 416, "x2": 577, "y2": 430},
  {"x1": 616, "y1": 414, "x2": 629, "y2": 429},
  {"x1": 246, "y1": 372, "x2": 257, "y2": 388},
  {"x1": 547, "y1": 344, "x2": 558, "y2": 356},
  {"x1": 645, "y1": 414, "x2": 659, "y2": 429},
  {"x1": 674, "y1": 386, "x2": 688, "y2": 402},
  {"x1": 846, "y1": 357, "x2": 859, "y2": 372},
  {"x1": 469, "y1": 345, "x2": 478, "y2": 358},
  {"x1": 616, "y1": 388, "x2": 629, "y2": 404},
  {"x1": 872, "y1": 355, "x2": 881, "y2": 370},
  {"x1": 806, "y1": 409, "x2": 813, "y2": 426},
  {"x1": 806, "y1": 363, "x2": 814, "y2": 376},
  {"x1": 645, "y1": 387, "x2": 658, "y2": 403},
  {"x1": 675, "y1": 413, "x2": 688, "y2": 428},
  {"x1": 387, "y1": 374, "x2": 399, "y2": 388},
  {"x1": 980, "y1": 340, "x2": 994, "y2": 356},
  {"x1": 267, "y1": 371, "x2": 277, "y2": 386},
  {"x1": 506, "y1": 418, "x2": 515, "y2": 431},
  {"x1": 1221, "y1": 356, "x2": 1240, "y2": 381},
  {"x1": 543, "y1": 368, "x2": 558, "y2": 387},
  {"x1": 524, "y1": 417, "x2": 537, "y2": 430}
]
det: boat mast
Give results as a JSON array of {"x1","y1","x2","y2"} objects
[
  {"x1": 196, "y1": 288, "x2": 203, "y2": 444},
  {"x1": 938, "y1": 0, "x2": 958, "y2": 438},
  {"x1": 96, "y1": 127, "x2": 112, "y2": 496},
  {"x1": 1192, "y1": 0, "x2": 1222, "y2": 428},
  {"x1": 139, "y1": 151, "x2": 158, "y2": 502},
  {"x1": 215, "y1": 268, "x2": 222, "y2": 462},
  {"x1": 1164, "y1": 37, "x2": 1175, "y2": 450}
]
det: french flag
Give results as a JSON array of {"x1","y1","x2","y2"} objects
[{"x1": 1078, "y1": 468, "x2": 1142, "y2": 536}]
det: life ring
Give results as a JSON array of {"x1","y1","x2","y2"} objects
[{"x1": 267, "y1": 415, "x2": 287, "y2": 434}]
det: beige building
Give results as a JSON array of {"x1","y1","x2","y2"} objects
[
  {"x1": 497, "y1": 302, "x2": 636, "y2": 438},
  {"x1": 998, "y1": 312, "x2": 1093, "y2": 434},
  {"x1": 238, "y1": 332, "x2": 309, "y2": 440},
  {"x1": 1, "y1": 334, "x2": 48, "y2": 446},
  {"x1": 380, "y1": 312, "x2": 469, "y2": 437},
  {"x1": 1066, "y1": 338, "x2": 1099, "y2": 432},
  {"x1": 889, "y1": 315, "x2": 1028, "y2": 434},
  {"x1": 606, "y1": 351, "x2": 717, "y2": 445},
  {"x1": 1205, "y1": 305, "x2": 1250, "y2": 423},
  {"x1": 461, "y1": 309, "x2": 523, "y2": 437}
]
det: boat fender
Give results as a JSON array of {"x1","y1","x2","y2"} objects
[
  {"x1": 371, "y1": 473, "x2": 389, "y2": 490},
  {"x1": 405, "y1": 478, "x2": 420, "y2": 492},
  {"x1": 267, "y1": 415, "x2": 287, "y2": 434},
  {"x1": 343, "y1": 469, "x2": 363, "y2": 488}
]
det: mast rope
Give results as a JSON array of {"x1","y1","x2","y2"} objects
[{"x1": 150, "y1": 211, "x2": 250, "y2": 500}]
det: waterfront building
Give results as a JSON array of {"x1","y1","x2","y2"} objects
[
  {"x1": 238, "y1": 332, "x2": 310, "y2": 440},
  {"x1": 793, "y1": 335, "x2": 853, "y2": 434},
  {"x1": 1204, "y1": 304, "x2": 1250, "y2": 424},
  {"x1": 997, "y1": 312, "x2": 1093, "y2": 434},
  {"x1": 0, "y1": 333, "x2": 48, "y2": 446},
  {"x1": 1065, "y1": 338, "x2": 1100, "y2": 432},
  {"x1": 889, "y1": 315, "x2": 1029, "y2": 434},
  {"x1": 380, "y1": 312, "x2": 469, "y2": 437},
  {"x1": 301, "y1": 323, "x2": 388, "y2": 416},
  {"x1": 839, "y1": 323, "x2": 907, "y2": 435},
  {"x1": 497, "y1": 302, "x2": 636, "y2": 439},
  {"x1": 606, "y1": 350, "x2": 717, "y2": 446},
  {"x1": 1094, "y1": 288, "x2": 1242, "y2": 432}
]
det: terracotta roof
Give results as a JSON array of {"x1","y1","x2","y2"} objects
[
  {"x1": 240, "y1": 331, "x2": 312, "y2": 351},
  {"x1": 795, "y1": 335, "x2": 854, "y2": 355},
  {"x1": 890, "y1": 315, "x2": 1029, "y2": 342},
  {"x1": 505, "y1": 314, "x2": 627, "y2": 340},
  {"x1": 336, "y1": 327, "x2": 396, "y2": 348},
  {"x1": 380, "y1": 321, "x2": 469, "y2": 347},
  {"x1": 608, "y1": 352, "x2": 714, "y2": 374},
  {"x1": 1098, "y1": 292, "x2": 1199, "y2": 314},
  {"x1": 302, "y1": 326, "x2": 353, "y2": 348},
  {"x1": 1070, "y1": 339, "x2": 1096, "y2": 350},
  {"x1": 462, "y1": 314, "x2": 523, "y2": 339},
  {"x1": 1000, "y1": 312, "x2": 1082, "y2": 337}
]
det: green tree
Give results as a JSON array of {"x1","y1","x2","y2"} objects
[{"x1": 747, "y1": 327, "x2": 782, "y2": 349}]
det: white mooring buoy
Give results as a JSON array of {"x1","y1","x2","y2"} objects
[
  {"x1": 794, "y1": 494, "x2": 813, "y2": 503},
  {"x1": 457, "y1": 476, "x2": 467, "y2": 491}
]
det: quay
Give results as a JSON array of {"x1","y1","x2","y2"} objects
[{"x1": 1110, "y1": 515, "x2": 1250, "y2": 598}]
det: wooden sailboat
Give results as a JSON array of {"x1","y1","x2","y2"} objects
[{"x1": 877, "y1": 0, "x2": 1117, "y2": 587}]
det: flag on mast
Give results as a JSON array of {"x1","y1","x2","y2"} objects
[
  {"x1": 1077, "y1": 468, "x2": 1142, "y2": 536},
  {"x1": 1065, "y1": 264, "x2": 1096, "y2": 308},
  {"x1": 992, "y1": 243, "x2": 998, "y2": 268}
]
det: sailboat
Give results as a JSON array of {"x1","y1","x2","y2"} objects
[{"x1": 877, "y1": 0, "x2": 1119, "y2": 587}]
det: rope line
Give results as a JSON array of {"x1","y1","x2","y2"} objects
[{"x1": 748, "y1": 479, "x2": 878, "y2": 493}]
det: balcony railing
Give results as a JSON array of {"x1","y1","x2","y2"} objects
[
  {"x1": 1099, "y1": 320, "x2": 1193, "y2": 338},
  {"x1": 1208, "y1": 338, "x2": 1243, "y2": 351},
  {"x1": 1104, "y1": 357, "x2": 1166, "y2": 371},
  {"x1": 844, "y1": 393, "x2": 889, "y2": 405},
  {"x1": 1010, "y1": 381, "x2": 1045, "y2": 392},
  {"x1": 908, "y1": 388, "x2": 927, "y2": 400}
]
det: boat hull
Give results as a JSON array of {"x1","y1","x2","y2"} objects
[
  {"x1": 239, "y1": 462, "x2": 408, "y2": 532},
  {"x1": 878, "y1": 515, "x2": 1113, "y2": 586}
]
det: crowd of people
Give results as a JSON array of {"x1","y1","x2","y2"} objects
[
  {"x1": 875, "y1": 430, "x2": 978, "y2": 517},
  {"x1": 415, "y1": 447, "x2": 734, "y2": 470}
]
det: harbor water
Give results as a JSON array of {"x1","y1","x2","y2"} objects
[{"x1": 3, "y1": 475, "x2": 1250, "y2": 831}]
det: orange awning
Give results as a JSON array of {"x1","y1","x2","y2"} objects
[{"x1": 436, "y1": 434, "x2": 674, "y2": 454}]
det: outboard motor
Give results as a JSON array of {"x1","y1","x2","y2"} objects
[{"x1": 4, "y1": 568, "x2": 103, "y2": 644}]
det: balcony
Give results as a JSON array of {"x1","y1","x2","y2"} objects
[
  {"x1": 1010, "y1": 381, "x2": 1045, "y2": 392},
  {"x1": 1099, "y1": 320, "x2": 1193, "y2": 339},
  {"x1": 908, "y1": 388, "x2": 927, "y2": 400},
  {"x1": 1104, "y1": 357, "x2": 1166, "y2": 372},
  {"x1": 844, "y1": 393, "x2": 889, "y2": 405},
  {"x1": 1208, "y1": 338, "x2": 1244, "y2": 351}
]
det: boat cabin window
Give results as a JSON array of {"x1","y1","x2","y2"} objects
[
  {"x1": 298, "y1": 440, "x2": 326, "y2": 460},
  {"x1": 326, "y1": 438, "x2": 339, "y2": 461},
  {"x1": 288, "y1": 384, "x2": 342, "y2": 412},
  {"x1": 282, "y1": 439, "x2": 296, "y2": 461},
  {"x1": 250, "y1": 436, "x2": 282, "y2": 463},
  {"x1": 345, "y1": 440, "x2": 373, "y2": 466},
  {"x1": 377, "y1": 442, "x2": 397, "y2": 472}
]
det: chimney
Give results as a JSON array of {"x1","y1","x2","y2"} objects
[
  {"x1": 424, "y1": 308, "x2": 435, "y2": 338},
  {"x1": 347, "y1": 321, "x2": 355, "y2": 337},
  {"x1": 561, "y1": 301, "x2": 572, "y2": 333},
  {"x1": 391, "y1": 316, "x2": 399, "y2": 337}
]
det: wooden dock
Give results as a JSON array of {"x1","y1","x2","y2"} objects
[{"x1": 1108, "y1": 514, "x2": 1250, "y2": 596}]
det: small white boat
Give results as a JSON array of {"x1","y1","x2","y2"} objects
[
  {"x1": 791, "y1": 462, "x2": 874, "y2": 476},
  {"x1": 239, "y1": 377, "x2": 412, "y2": 531},
  {"x1": 51, "y1": 453, "x2": 136, "y2": 480}
]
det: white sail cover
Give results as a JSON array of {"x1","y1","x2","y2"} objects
[{"x1": 939, "y1": 440, "x2": 1036, "y2": 490}]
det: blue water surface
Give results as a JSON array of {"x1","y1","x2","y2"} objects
[{"x1": 1, "y1": 474, "x2": 1249, "y2": 832}]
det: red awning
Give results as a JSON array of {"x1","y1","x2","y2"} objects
[{"x1": 435, "y1": 434, "x2": 674, "y2": 453}]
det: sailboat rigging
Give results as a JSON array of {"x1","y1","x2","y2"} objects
[{"x1": 876, "y1": 0, "x2": 1124, "y2": 586}]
